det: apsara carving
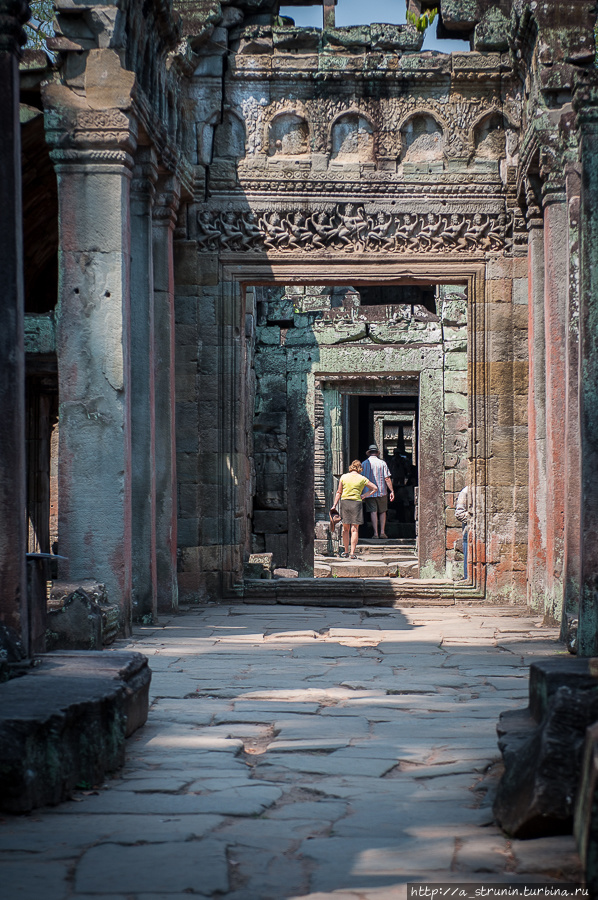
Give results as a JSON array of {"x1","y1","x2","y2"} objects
[{"x1": 197, "y1": 205, "x2": 510, "y2": 253}]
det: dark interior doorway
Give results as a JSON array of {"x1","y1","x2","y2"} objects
[{"x1": 343, "y1": 393, "x2": 418, "y2": 539}]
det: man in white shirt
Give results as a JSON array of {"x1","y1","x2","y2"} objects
[{"x1": 361, "y1": 444, "x2": 395, "y2": 540}]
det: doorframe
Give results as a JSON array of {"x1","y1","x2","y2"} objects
[{"x1": 217, "y1": 256, "x2": 486, "y2": 595}]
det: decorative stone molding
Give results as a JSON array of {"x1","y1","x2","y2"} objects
[
  {"x1": 196, "y1": 206, "x2": 511, "y2": 254},
  {"x1": 43, "y1": 107, "x2": 138, "y2": 171}
]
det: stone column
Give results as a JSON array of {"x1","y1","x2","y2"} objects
[
  {"x1": 153, "y1": 176, "x2": 179, "y2": 612},
  {"x1": 130, "y1": 147, "x2": 158, "y2": 622},
  {"x1": 576, "y1": 95, "x2": 598, "y2": 655},
  {"x1": 418, "y1": 364, "x2": 446, "y2": 578},
  {"x1": 563, "y1": 170, "x2": 582, "y2": 630},
  {"x1": 287, "y1": 363, "x2": 314, "y2": 576},
  {"x1": 45, "y1": 108, "x2": 137, "y2": 632},
  {"x1": 525, "y1": 177, "x2": 547, "y2": 611},
  {"x1": 0, "y1": 0, "x2": 29, "y2": 647},
  {"x1": 542, "y1": 178, "x2": 568, "y2": 623}
]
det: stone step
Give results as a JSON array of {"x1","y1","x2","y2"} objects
[
  {"x1": 320, "y1": 559, "x2": 419, "y2": 578},
  {"x1": 243, "y1": 577, "x2": 462, "y2": 607},
  {"x1": 329, "y1": 560, "x2": 399, "y2": 578}
]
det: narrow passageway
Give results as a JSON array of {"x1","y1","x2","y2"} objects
[{"x1": 0, "y1": 606, "x2": 581, "y2": 898}]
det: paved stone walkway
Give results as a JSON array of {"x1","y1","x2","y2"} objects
[{"x1": 0, "y1": 605, "x2": 582, "y2": 899}]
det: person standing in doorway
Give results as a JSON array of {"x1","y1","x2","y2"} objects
[
  {"x1": 455, "y1": 485, "x2": 469, "y2": 580},
  {"x1": 333, "y1": 461, "x2": 377, "y2": 559},
  {"x1": 361, "y1": 444, "x2": 395, "y2": 540}
]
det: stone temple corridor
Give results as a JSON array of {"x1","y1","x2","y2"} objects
[{"x1": 0, "y1": 604, "x2": 581, "y2": 899}]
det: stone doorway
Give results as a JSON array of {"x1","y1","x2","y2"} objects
[
  {"x1": 249, "y1": 279, "x2": 469, "y2": 583},
  {"x1": 344, "y1": 393, "x2": 418, "y2": 541}
]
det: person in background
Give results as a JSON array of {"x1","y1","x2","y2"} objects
[
  {"x1": 333, "y1": 461, "x2": 377, "y2": 559},
  {"x1": 455, "y1": 485, "x2": 469, "y2": 580},
  {"x1": 361, "y1": 444, "x2": 395, "y2": 540}
]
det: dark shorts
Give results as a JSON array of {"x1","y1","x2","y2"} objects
[
  {"x1": 340, "y1": 499, "x2": 364, "y2": 525},
  {"x1": 364, "y1": 495, "x2": 388, "y2": 514}
]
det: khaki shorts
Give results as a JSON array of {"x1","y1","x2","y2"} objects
[
  {"x1": 364, "y1": 495, "x2": 388, "y2": 513},
  {"x1": 340, "y1": 499, "x2": 364, "y2": 525}
]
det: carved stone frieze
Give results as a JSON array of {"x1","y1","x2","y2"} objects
[
  {"x1": 196, "y1": 205, "x2": 511, "y2": 254},
  {"x1": 235, "y1": 93, "x2": 517, "y2": 164}
]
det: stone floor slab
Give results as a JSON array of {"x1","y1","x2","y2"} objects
[{"x1": 75, "y1": 839, "x2": 229, "y2": 894}]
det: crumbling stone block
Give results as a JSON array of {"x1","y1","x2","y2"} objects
[
  {"x1": 47, "y1": 582, "x2": 120, "y2": 649},
  {"x1": 244, "y1": 552, "x2": 274, "y2": 580},
  {"x1": 0, "y1": 651, "x2": 150, "y2": 813},
  {"x1": 494, "y1": 659, "x2": 598, "y2": 838}
]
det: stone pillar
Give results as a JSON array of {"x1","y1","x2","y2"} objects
[
  {"x1": 542, "y1": 179, "x2": 568, "y2": 623},
  {"x1": 130, "y1": 147, "x2": 158, "y2": 622},
  {"x1": 576, "y1": 95, "x2": 598, "y2": 655},
  {"x1": 45, "y1": 108, "x2": 137, "y2": 632},
  {"x1": 0, "y1": 0, "x2": 29, "y2": 646},
  {"x1": 153, "y1": 176, "x2": 179, "y2": 612},
  {"x1": 525, "y1": 177, "x2": 547, "y2": 611},
  {"x1": 418, "y1": 364, "x2": 446, "y2": 578},
  {"x1": 563, "y1": 170, "x2": 582, "y2": 630},
  {"x1": 287, "y1": 364, "x2": 314, "y2": 576}
]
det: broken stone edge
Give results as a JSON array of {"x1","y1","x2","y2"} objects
[{"x1": 0, "y1": 650, "x2": 151, "y2": 813}]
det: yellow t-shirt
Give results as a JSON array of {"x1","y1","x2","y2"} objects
[{"x1": 340, "y1": 472, "x2": 368, "y2": 502}]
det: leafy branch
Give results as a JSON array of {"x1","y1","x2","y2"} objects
[
  {"x1": 24, "y1": 0, "x2": 56, "y2": 51},
  {"x1": 406, "y1": 6, "x2": 438, "y2": 33}
]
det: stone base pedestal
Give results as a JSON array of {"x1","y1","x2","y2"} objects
[{"x1": 0, "y1": 650, "x2": 150, "y2": 812}]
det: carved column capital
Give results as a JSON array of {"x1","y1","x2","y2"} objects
[
  {"x1": 43, "y1": 105, "x2": 138, "y2": 172},
  {"x1": 524, "y1": 175, "x2": 544, "y2": 230},
  {"x1": 538, "y1": 146, "x2": 566, "y2": 206},
  {"x1": 0, "y1": 0, "x2": 30, "y2": 57},
  {"x1": 153, "y1": 175, "x2": 180, "y2": 229},
  {"x1": 131, "y1": 146, "x2": 159, "y2": 199}
]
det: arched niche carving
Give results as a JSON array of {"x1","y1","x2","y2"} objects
[
  {"x1": 268, "y1": 113, "x2": 309, "y2": 156},
  {"x1": 213, "y1": 110, "x2": 246, "y2": 160},
  {"x1": 400, "y1": 114, "x2": 444, "y2": 163},
  {"x1": 473, "y1": 112, "x2": 506, "y2": 159},
  {"x1": 330, "y1": 113, "x2": 375, "y2": 162}
]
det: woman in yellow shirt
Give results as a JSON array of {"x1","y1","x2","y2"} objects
[{"x1": 333, "y1": 460, "x2": 377, "y2": 559}]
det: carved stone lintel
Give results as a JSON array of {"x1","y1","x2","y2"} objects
[{"x1": 196, "y1": 204, "x2": 511, "y2": 255}]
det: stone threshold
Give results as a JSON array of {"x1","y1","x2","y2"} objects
[
  {"x1": 241, "y1": 576, "x2": 485, "y2": 607},
  {"x1": 0, "y1": 650, "x2": 151, "y2": 813}
]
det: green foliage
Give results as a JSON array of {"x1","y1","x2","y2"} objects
[
  {"x1": 24, "y1": 0, "x2": 56, "y2": 51},
  {"x1": 405, "y1": 5, "x2": 438, "y2": 33}
]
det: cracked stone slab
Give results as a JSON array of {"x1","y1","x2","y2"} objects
[
  {"x1": 49, "y1": 784, "x2": 282, "y2": 816},
  {"x1": 0, "y1": 813, "x2": 226, "y2": 854},
  {"x1": 258, "y1": 751, "x2": 398, "y2": 778},
  {"x1": 75, "y1": 839, "x2": 229, "y2": 894},
  {"x1": 0, "y1": 861, "x2": 71, "y2": 900},
  {"x1": 301, "y1": 836, "x2": 455, "y2": 891}
]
